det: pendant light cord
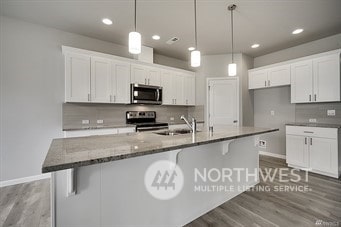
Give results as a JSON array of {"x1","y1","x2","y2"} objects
[
  {"x1": 134, "y1": 0, "x2": 137, "y2": 32},
  {"x1": 231, "y1": 6, "x2": 234, "y2": 63},
  {"x1": 194, "y1": 0, "x2": 197, "y2": 48}
]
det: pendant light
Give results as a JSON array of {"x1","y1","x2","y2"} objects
[
  {"x1": 228, "y1": 4, "x2": 237, "y2": 76},
  {"x1": 191, "y1": 0, "x2": 200, "y2": 67},
  {"x1": 129, "y1": 0, "x2": 141, "y2": 54}
]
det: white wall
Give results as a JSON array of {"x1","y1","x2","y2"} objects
[
  {"x1": 0, "y1": 16, "x2": 188, "y2": 182},
  {"x1": 253, "y1": 33, "x2": 341, "y2": 156},
  {"x1": 254, "y1": 33, "x2": 341, "y2": 67}
]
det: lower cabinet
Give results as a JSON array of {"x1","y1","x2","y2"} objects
[
  {"x1": 286, "y1": 126, "x2": 340, "y2": 178},
  {"x1": 64, "y1": 127, "x2": 136, "y2": 138}
]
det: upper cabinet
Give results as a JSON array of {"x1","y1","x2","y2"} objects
[
  {"x1": 249, "y1": 49, "x2": 341, "y2": 104},
  {"x1": 248, "y1": 65, "x2": 290, "y2": 89},
  {"x1": 131, "y1": 64, "x2": 160, "y2": 86},
  {"x1": 160, "y1": 70, "x2": 195, "y2": 106},
  {"x1": 65, "y1": 53, "x2": 91, "y2": 102},
  {"x1": 291, "y1": 53, "x2": 340, "y2": 103},
  {"x1": 65, "y1": 53, "x2": 131, "y2": 104},
  {"x1": 63, "y1": 46, "x2": 195, "y2": 106}
]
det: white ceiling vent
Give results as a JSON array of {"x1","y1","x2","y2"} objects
[{"x1": 166, "y1": 37, "x2": 180, "y2": 45}]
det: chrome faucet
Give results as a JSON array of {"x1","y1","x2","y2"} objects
[{"x1": 180, "y1": 115, "x2": 197, "y2": 133}]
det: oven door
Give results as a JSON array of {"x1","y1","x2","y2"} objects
[{"x1": 131, "y1": 84, "x2": 162, "y2": 104}]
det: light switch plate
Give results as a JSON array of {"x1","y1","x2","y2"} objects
[
  {"x1": 170, "y1": 117, "x2": 174, "y2": 121},
  {"x1": 309, "y1": 118, "x2": 317, "y2": 123},
  {"x1": 327, "y1": 110, "x2": 336, "y2": 116},
  {"x1": 82, "y1": 120, "x2": 90, "y2": 124},
  {"x1": 97, "y1": 120, "x2": 104, "y2": 124},
  {"x1": 270, "y1": 110, "x2": 275, "y2": 116}
]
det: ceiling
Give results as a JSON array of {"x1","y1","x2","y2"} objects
[{"x1": 1, "y1": 0, "x2": 341, "y2": 60}]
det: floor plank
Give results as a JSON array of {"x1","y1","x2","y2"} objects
[{"x1": 185, "y1": 155, "x2": 341, "y2": 227}]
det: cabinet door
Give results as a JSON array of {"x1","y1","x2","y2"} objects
[
  {"x1": 147, "y1": 67, "x2": 161, "y2": 86},
  {"x1": 65, "y1": 53, "x2": 91, "y2": 102},
  {"x1": 309, "y1": 137, "x2": 338, "y2": 175},
  {"x1": 131, "y1": 64, "x2": 147, "y2": 85},
  {"x1": 90, "y1": 57, "x2": 111, "y2": 103},
  {"x1": 183, "y1": 75, "x2": 196, "y2": 105},
  {"x1": 286, "y1": 135, "x2": 309, "y2": 168},
  {"x1": 290, "y1": 60, "x2": 313, "y2": 103},
  {"x1": 248, "y1": 69, "x2": 268, "y2": 89},
  {"x1": 111, "y1": 61, "x2": 131, "y2": 104},
  {"x1": 313, "y1": 54, "x2": 340, "y2": 102},
  {"x1": 267, "y1": 64, "x2": 290, "y2": 87},
  {"x1": 160, "y1": 70, "x2": 174, "y2": 105},
  {"x1": 174, "y1": 73, "x2": 184, "y2": 105}
]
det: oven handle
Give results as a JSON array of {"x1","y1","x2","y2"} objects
[{"x1": 137, "y1": 126, "x2": 168, "y2": 132}]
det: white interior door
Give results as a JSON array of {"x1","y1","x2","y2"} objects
[{"x1": 208, "y1": 78, "x2": 238, "y2": 127}]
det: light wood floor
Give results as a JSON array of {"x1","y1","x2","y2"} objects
[
  {"x1": 0, "y1": 179, "x2": 50, "y2": 227},
  {"x1": 186, "y1": 155, "x2": 341, "y2": 227},
  {"x1": 1, "y1": 156, "x2": 340, "y2": 227}
]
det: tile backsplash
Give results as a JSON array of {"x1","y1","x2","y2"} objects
[
  {"x1": 295, "y1": 103, "x2": 341, "y2": 124},
  {"x1": 63, "y1": 103, "x2": 204, "y2": 129}
]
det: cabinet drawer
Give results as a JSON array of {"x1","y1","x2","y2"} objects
[{"x1": 286, "y1": 126, "x2": 338, "y2": 139}]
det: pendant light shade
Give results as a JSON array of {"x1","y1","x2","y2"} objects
[
  {"x1": 129, "y1": 0, "x2": 141, "y2": 54},
  {"x1": 190, "y1": 0, "x2": 200, "y2": 67},
  {"x1": 228, "y1": 4, "x2": 237, "y2": 76},
  {"x1": 129, "y1": 31, "x2": 141, "y2": 54},
  {"x1": 228, "y1": 63, "x2": 237, "y2": 76},
  {"x1": 191, "y1": 50, "x2": 201, "y2": 67}
]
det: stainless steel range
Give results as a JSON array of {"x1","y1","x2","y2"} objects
[{"x1": 126, "y1": 111, "x2": 168, "y2": 132}]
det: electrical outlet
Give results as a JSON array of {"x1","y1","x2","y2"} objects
[
  {"x1": 270, "y1": 110, "x2": 275, "y2": 116},
  {"x1": 82, "y1": 120, "x2": 90, "y2": 124},
  {"x1": 327, "y1": 110, "x2": 336, "y2": 116},
  {"x1": 309, "y1": 118, "x2": 317, "y2": 123},
  {"x1": 170, "y1": 117, "x2": 174, "y2": 121},
  {"x1": 259, "y1": 140, "x2": 267, "y2": 148},
  {"x1": 97, "y1": 120, "x2": 104, "y2": 124}
]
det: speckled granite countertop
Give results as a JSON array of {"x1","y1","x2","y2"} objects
[
  {"x1": 42, "y1": 126, "x2": 278, "y2": 173},
  {"x1": 286, "y1": 123, "x2": 341, "y2": 129}
]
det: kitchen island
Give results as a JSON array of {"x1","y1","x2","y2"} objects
[{"x1": 43, "y1": 126, "x2": 278, "y2": 227}]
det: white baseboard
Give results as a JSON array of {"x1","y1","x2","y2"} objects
[
  {"x1": 259, "y1": 151, "x2": 286, "y2": 159},
  {"x1": 0, "y1": 173, "x2": 51, "y2": 187}
]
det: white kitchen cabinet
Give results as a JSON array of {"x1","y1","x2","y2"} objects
[
  {"x1": 313, "y1": 54, "x2": 340, "y2": 102},
  {"x1": 131, "y1": 64, "x2": 160, "y2": 86},
  {"x1": 160, "y1": 71, "x2": 194, "y2": 106},
  {"x1": 65, "y1": 53, "x2": 91, "y2": 102},
  {"x1": 286, "y1": 134, "x2": 309, "y2": 168},
  {"x1": 291, "y1": 53, "x2": 340, "y2": 103},
  {"x1": 111, "y1": 60, "x2": 131, "y2": 104},
  {"x1": 91, "y1": 57, "x2": 111, "y2": 103},
  {"x1": 286, "y1": 125, "x2": 340, "y2": 178},
  {"x1": 309, "y1": 137, "x2": 338, "y2": 175},
  {"x1": 160, "y1": 70, "x2": 174, "y2": 105},
  {"x1": 267, "y1": 64, "x2": 290, "y2": 87},
  {"x1": 290, "y1": 60, "x2": 314, "y2": 103},
  {"x1": 249, "y1": 65, "x2": 290, "y2": 89},
  {"x1": 183, "y1": 74, "x2": 196, "y2": 105},
  {"x1": 64, "y1": 127, "x2": 135, "y2": 138},
  {"x1": 248, "y1": 69, "x2": 268, "y2": 89}
]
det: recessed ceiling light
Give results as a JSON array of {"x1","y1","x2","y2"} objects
[
  {"x1": 152, "y1": 35, "x2": 160, "y2": 40},
  {"x1": 251, "y1": 44, "x2": 260, "y2": 48},
  {"x1": 188, "y1": 47, "x2": 195, "y2": 51},
  {"x1": 292, "y1": 28, "x2": 304, "y2": 34},
  {"x1": 102, "y1": 18, "x2": 113, "y2": 25}
]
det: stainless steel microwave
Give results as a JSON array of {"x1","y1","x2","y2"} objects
[{"x1": 131, "y1": 84, "x2": 162, "y2": 105}]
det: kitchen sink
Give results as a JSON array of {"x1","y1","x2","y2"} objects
[{"x1": 154, "y1": 129, "x2": 192, "y2": 136}]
